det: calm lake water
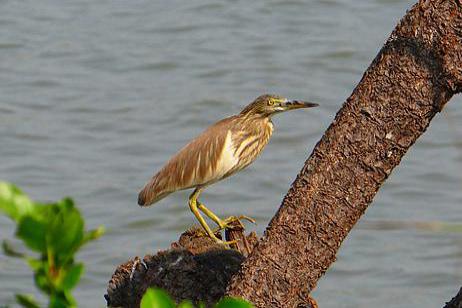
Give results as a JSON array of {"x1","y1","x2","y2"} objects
[{"x1": 1, "y1": 0, "x2": 462, "y2": 307}]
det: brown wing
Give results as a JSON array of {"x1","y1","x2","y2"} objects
[{"x1": 138, "y1": 116, "x2": 237, "y2": 206}]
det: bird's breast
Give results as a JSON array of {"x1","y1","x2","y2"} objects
[
  {"x1": 225, "y1": 120, "x2": 274, "y2": 175},
  {"x1": 213, "y1": 131, "x2": 240, "y2": 179}
]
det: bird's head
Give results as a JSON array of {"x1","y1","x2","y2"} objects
[{"x1": 240, "y1": 94, "x2": 318, "y2": 117}]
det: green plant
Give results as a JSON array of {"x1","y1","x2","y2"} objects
[
  {"x1": 140, "y1": 288, "x2": 253, "y2": 308},
  {"x1": 0, "y1": 182, "x2": 104, "y2": 308}
]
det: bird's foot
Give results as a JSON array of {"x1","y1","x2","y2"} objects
[
  {"x1": 194, "y1": 229, "x2": 237, "y2": 247},
  {"x1": 216, "y1": 215, "x2": 256, "y2": 231},
  {"x1": 212, "y1": 236, "x2": 238, "y2": 247}
]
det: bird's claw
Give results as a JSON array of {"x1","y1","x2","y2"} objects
[
  {"x1": 238, "y1": 215, "x2": 256, "y2": 224},
  {"x1": 217, "y1": 215, "x2": 256, "y2": 231},
  {"x1": 194, "y1": 229, "x2": 238, "y2": 247},
  {"x1": 214, "y1": 238, "x2": 238, "y2": 247},
  {"x1": 192, "y1": 214, "x2": 255, "y2": 248},
  {"x1": 194, "y1": 228, "x2": 215, "y2": 238}
]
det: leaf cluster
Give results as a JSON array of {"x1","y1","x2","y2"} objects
[
  {"x1": 140, "y1": 288, "x2": 254, "y2": 308},
  {"x1": 0, "y1": 182, "x2": 104, "y2": 308}
]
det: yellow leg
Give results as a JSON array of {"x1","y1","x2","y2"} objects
[
  {"x1": 197, "y1": 201, "x2": 256, "y2": 231},
  {"x1": 197, "y1": 202, "x2": 223, "y2": 226},
  {"x1": 188, "y1": 188, "x2": 236, "y2": 245}
]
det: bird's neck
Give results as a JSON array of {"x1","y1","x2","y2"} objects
[
  {"x1": 241, "y1": 111, "x2": 272, "y2": 122},
  {"x1": 238, "y1": 113, "x2": 273, "y2": 136}
]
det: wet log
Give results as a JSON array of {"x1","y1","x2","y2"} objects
[
  {"x1": 107, "y1": 1, "x2": 462, "y2": 307},
  {"x1": 226, "y1": 0, "x2": 462, "y2": 306}
]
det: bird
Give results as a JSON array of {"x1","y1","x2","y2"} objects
[{"x1": 138, "y1": 94, "x2": 318, "y2": 244}]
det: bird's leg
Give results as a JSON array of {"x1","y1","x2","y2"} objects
[
  {"x1": 188, "y1": 188, "x2": 215, "y2": 237},
  {"x1": 197, "y1": 202, "x2": 224, "y2": 227},
  {"x1": 197, "y1": 202, "x2": 255, "y2": 231},
  {"x1": 188, "y1": 188, "x2": 236, "y2": 245}
]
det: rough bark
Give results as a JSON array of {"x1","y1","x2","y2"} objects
[
  {"x1": 105, "y1": 226, "x2": 318, "y2": 307},
  {"x1": 105, "y1": 227, "x2": 250, "y2": 307},
  {"x1": 225, "y1": 1, "x2": 462, "y2": 306},
  {"x1": 107, "y1": 1, "x2": 462, "y2": 307}
]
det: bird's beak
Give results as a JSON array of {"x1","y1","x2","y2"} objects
[{"x1": 281, "y1": 100, "x2": 319, "y2": 110}]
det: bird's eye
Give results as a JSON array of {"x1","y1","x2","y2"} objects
[{"x1": 268, "y1": 100, "x2": 274, "y2": 106}]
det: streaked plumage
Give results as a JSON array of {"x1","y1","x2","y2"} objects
[
  {"x1": 138, "y1": 94, "x2": 318, "y2": 244},
  {"x1": 138, "y1": 115, "x2": 273, "y2": 206}
]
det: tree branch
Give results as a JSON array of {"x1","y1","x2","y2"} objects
[
  {"x1": 106, "y1": 1, "x2": 462, "y2": 307},
  {"x1": 226, "y1": 1, "x2": 462, "y2": 306}
]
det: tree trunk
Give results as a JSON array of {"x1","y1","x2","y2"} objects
[
  {"x1": 226, "y1": 1, "x2": 462, "y2": 306},
  {"x1": 106, "y1": 1, "x2": 462, "y2": 307}
]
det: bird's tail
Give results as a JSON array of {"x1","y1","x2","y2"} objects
[{"x1": 137, "y1": 175, "x2": 170, "y2": 206}]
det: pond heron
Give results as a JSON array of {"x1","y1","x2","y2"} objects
[{"x1": 138, "y1": 94, "x2": 318, "y2": 244}]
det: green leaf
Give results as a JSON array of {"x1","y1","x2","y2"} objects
[
  {"x1": 81, "y1": 226, "x2": 105, "y2": 246},
  {"x1": 26, "y1": 257, "x2": 43, "y2": 271},
  {"x1": 34, "y1": 269, "x2": 50, "y2": 293},
  {"x1": 62, "y1": 289, "x2": 78, "y2": 307},
  {"x1": 0, "y1": 182, "x2": 35, "y2": 221},
  {"x1": 61, "y1": 263, "x2": 84, "y2": 290},
  {"x1": 50, "y1": 294, "x2": 72, "y2": 308},
  {"x1": 215, "y1": 297, "x2": 254, "y2": 308},
  {"x1": 140, "y1": 288, "x2": 175, "y2": 308},
  {"x1": 178, "y1": 301, "x2": 195, "y2": 308},
  {"x1": 17, "y1": 215, "x2": 47, "y2": 252},
  {"x1": 15, "y1": 293, "x2": 40, "y2": 308},
  {"x1": 46, "y1": 199, "x2": 84, "y2": 262}
]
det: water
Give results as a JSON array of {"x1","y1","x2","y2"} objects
[{"x1": 1, "y1": 1, "x2": 462, "y2": 307}]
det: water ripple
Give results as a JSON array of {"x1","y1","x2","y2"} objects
[{"x1": 1, "y1": 0, "x2": 460, "y2": 307}]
